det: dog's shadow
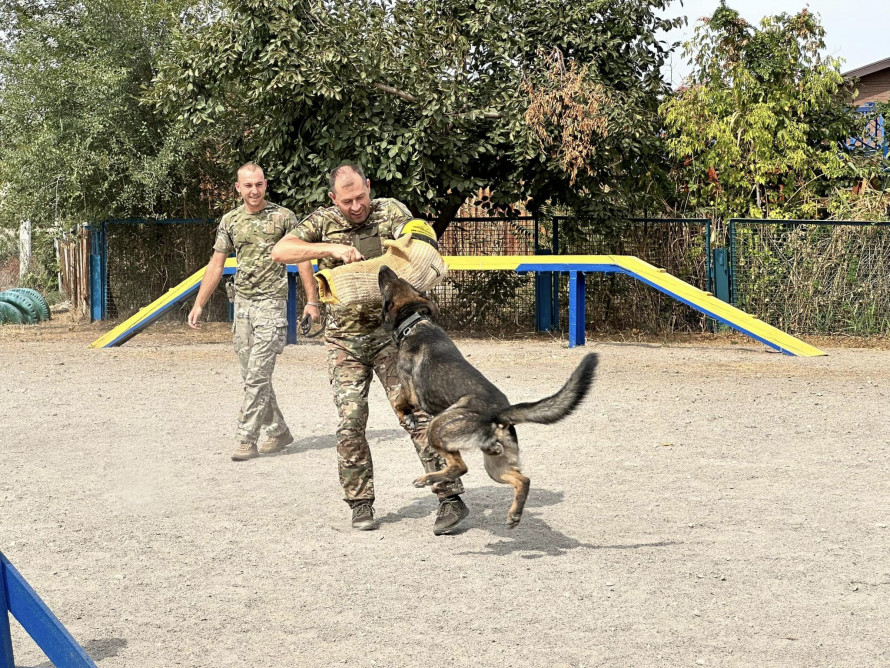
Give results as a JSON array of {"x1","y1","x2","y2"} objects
[{"x1": 381, "y1": 486, "x2": 679, "y2": 559}]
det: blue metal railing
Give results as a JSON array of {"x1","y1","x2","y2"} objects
[{"x1": 846, "y1": 103, "x2": 888, "y2": 158}]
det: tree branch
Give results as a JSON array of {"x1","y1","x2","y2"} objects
[{"x1": 373, "y1": 82, "x2": 502, "y2": 119}]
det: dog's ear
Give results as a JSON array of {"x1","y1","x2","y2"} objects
[{"x1": 418, "y1": 297, "x2": 440, "y2": 320}]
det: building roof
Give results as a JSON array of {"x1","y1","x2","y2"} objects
[{"x1": 843, "y1": 57, "x2": 890, "y2": 79}]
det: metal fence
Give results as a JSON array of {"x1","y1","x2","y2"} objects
[
  {"x1": 93, "y1": 219, "x2": 230, "y2": 322},
  {"x1": 554, "y1": 217, "x2": 711, "y2": 333},
  {"x1": 730, "y1": 218, "x2": 890, "y2": 335},
  {"x1": 434, "y1": 216, "x2": 712, "y2": 334},
  {"x1": 434, "y1": 217, "x2": 538, "y2": 331},
  {"x1": 85, "y1": 216, "x2": 713, "y2": 335}
]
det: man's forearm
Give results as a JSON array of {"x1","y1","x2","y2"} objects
[
  {"x1": 273, "y1": 237, "x2": 327, "y2": 263},
  {"x1": 272, "y1": 237, "x2": 360, "y2": 264},
  {"x1": 297, "y1": 261, "x2": 319, "y2": 303},
  {"x1": 195, "y1": 261, "x2": 225, "y2": 308}
]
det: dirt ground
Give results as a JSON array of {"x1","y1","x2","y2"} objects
[{"x1": 1, "y1": 320, "x2": 888, "y2": 667}]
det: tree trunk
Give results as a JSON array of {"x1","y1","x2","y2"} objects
[{"x1": 432, "y1": 194, "x2": 466, "y2": 239}]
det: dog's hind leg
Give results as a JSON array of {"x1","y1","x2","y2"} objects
[
  {"x1": 483, "y1": 427, "x2": 529, "y2": 528},
  {"x1": 413, "y1": 449, "x2": 468, "y2": 487},
  {"x1": 412, "y1": 410, "x2": 472, "y2": 487},
  {"x1": 501, "y1": 469, "x2": 530, "y2": 528}
]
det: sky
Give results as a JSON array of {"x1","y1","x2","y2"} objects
[{"x1": 658, "y1": 0, "x2": 890, "y2": 86}]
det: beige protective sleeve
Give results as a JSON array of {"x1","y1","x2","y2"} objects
[{"x1": 315, "y1": 234, "x2": 447, "y2": 305}]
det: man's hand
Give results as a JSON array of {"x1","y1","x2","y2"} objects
[
  {"x1": 302, "y1": 302, "x2": 321, "y2": 320},
  {"x1": 332, "y1": 245, "x2": 364, "y2": 264},
  {"x1": 187, "y1": 303, "x2": 203, "y2": 330}
]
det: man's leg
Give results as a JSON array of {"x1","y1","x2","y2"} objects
[
  {"x1": 232, "y1": 299, "x2": 289, "y2": 460},
  {"x1": 326, "y1": 336, "x2": 377, "y2": 529},
  {"x1": 373, "y1": 336, "x2": 469, "y2": 534}
]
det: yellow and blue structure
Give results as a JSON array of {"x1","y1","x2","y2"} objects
[
  {"x1": 1, "y1": 550, "x2": 97, "y2": 667},
  {"x1": 89, "y1": 259, "x2": 309, "y2": 349},
  {"x1": 89, "y1": 254, "x2": 824, "y2": 356},
  {"x1": 445, "y1": 255, "x2": 824, "y2": 356}
]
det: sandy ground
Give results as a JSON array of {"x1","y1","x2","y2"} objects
[{"x1": 1, "y1": 320, "x2": 889, "y2": 667}]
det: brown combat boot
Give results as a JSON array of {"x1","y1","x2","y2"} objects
[
  {"x1": 351, "y1": 502, "x2": 378, "y2": 531},
  {"x1": 258, "y1": 430, "x2": 293, "y2": 455},
  {"x1": 231, "y1": 442, "x2": 258, "y2": 461},
  {"x1": 433, "y1": 495, "x2": 469, "y2": 535}
]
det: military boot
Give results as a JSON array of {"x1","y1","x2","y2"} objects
[
  {"x1": 258, "y1": 430, "x2": 293, "y2": 455},
  {"x1": 433, "y1": 495, "x2": 469, "y2": 535},
  {"x1": 231, "y1": 442, "x2": 258, "y2": 461},
  {"x1": 351, "y1": 502, "x2": 378, "y2": 531}
]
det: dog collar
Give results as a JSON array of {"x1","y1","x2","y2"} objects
[{"x1": 393, "y1": 312, "x2": 426, "y2": 346}]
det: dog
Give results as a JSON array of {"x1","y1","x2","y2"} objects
[{"x1": 378, "y1": 265, "x2": 598, "y2": 528}]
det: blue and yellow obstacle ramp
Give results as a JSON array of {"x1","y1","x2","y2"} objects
[{"x1": 89, "y1": 254, "x2": 824, "y2": 357}]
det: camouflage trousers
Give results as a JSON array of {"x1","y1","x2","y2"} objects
[
  {"x1": 233, "y1": 296, "x2": 290, "y2": 445},
  {"x1": 325, "y1": 329, "x2": 464, "y2": 504}
]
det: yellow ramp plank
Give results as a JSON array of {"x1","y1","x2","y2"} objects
[
  {"x1": 88, "y1": 258, "x2": 238, "y2": 349},
  {"x1": 613, "y1": 256, "x2": 824, "y2": 357}
]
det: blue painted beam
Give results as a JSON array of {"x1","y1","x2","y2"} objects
[
  {"x1": 1, "y1": 552, "x2": 97, "y2": 668},
  {"x1": 1, "y1": 560, "x2": 14, "y2": 668}
]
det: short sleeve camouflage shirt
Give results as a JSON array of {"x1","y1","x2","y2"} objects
[
  {"x1": 289, "y1": 198, "x2": 412, "y2": 336},
  {"x1": 213, "y1": 202, "x2": 299, "y2": 300}
]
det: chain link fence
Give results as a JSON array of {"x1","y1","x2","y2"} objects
[
  {"x1": 731, "y1": 219, "x2": 890, "y2": 335},
  {"x1": 555, "y1": 217, "x2": 711, "y2": 333},
  {"x1": 434, "y1": 217, "x2": 538, "y2": 332},
  {"x1": 434, "y1": 217, "x2": 711, "y2": 334},
  {"x1": 100, "y1": 219, "x2": 231, "y2": 322},
  {"x1": 92, "y1": 216, "x2": 711, "y2": 335}
]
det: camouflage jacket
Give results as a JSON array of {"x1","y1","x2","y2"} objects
[
  {"x1": 289, "y1": 198, "x2": 412, "y2": 336},
  {"x1": 213, "y1": 202, "x2": 299, "y2": 300}
]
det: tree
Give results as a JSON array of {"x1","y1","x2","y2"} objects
[
  {"x1": 660, "y1": 2, "x2": 886, "y2": 222},
  {"x1": 150, "y1": 0, "x2": 683, "y2": 234},
  {"x1": 0, "y1": 0, "x2": 229, "y2": 236}
]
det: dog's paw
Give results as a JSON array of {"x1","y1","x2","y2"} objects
[
  {"x1": 506, "y1": 513, "x2": 522, "y2": 529},
  {"x1": 413, "y1": 476, "x2": 432, "y2": 488},
  {"x1": 402, "y1": 413, "x2": 419, "y2": 431},
  {"x1": 482, "y1": 443, "x2": 503, "y2": 456}
]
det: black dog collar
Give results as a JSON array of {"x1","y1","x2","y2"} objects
[{"x1": 393, "y1": 312, "x2": 426, "y2": 346}]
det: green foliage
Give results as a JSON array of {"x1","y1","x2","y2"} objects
[
  {"x1": 733, "y1": 221, "x2": 890, "y2": 335},
  {"x1": 150, "y1": 0, "x2": 682, "y2": 231},
  {"x1": 0, "y1": 0, "x2": 229, "y2": 235},
  {"x1": 660, "y1": 3, "x2": 888, "y2": 222}
]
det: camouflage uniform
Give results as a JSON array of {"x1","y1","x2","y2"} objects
[
  {"x1": 289, "y1": 198, "x2": 464, "y2": 503},
  {"x1": 214, "y1": 202, "x2": 298, "y2": 445}
]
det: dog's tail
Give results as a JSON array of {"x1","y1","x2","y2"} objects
[{"x1": 495, "y1": 353, "x2": 598, "y2": 426}]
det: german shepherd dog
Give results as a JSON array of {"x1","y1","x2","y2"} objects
[{"x1": 378, "y1": 265, "x2": 598, "y2": 528}]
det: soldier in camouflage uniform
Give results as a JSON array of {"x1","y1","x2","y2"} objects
[
  {"x1": 188, "y1": 163, "x2": 319, "y2": 461},
  {"x1": 270, "y1": 163, "x2": 470, "y2": 535}
]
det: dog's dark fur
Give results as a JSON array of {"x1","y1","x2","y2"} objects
[{"x1": 378, "y1": 265, "x2": 598, "y2": 528}]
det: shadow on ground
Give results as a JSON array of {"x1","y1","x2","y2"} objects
[
  {"x1": 16, "y1": 637, "x2": 127, "y2": 667},
  {"x1": 278, "y1": 428, "x2": 404, "y2": 456},
  {"x1": 380, "y1": 486, "x2": 680, "y2": 559}
]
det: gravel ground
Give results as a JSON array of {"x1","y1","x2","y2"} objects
[{"x1": 1, "y1": 321, "x2": 889, "y2": 667}]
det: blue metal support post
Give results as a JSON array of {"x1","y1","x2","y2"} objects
[
  {"x1": 88, "y1": 224, "x2": 106, "y2": 322},
  {"x1": 568, "y1": 271, "x2": 586, "y2": 347},
  {"x1": 534, "y1": 250, "x2": 557, "y2": 332}
]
